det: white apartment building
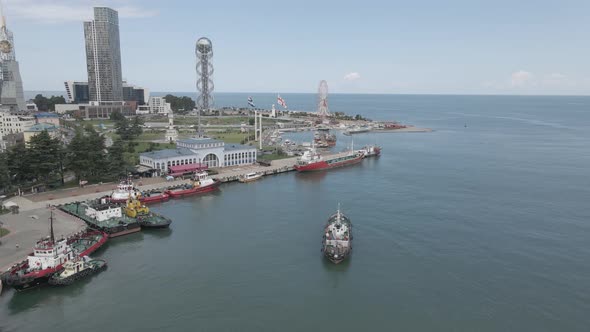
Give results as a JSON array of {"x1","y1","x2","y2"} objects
[
  {"x1": 148, "y1": 96, "x2": 171, "y2": 114},
  {"x1": 0, "y1": 112, "x2": 35, "y2": 136}
]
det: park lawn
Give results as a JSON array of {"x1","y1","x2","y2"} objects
[
  {"x1": 211, "y1": 131, "x2": 253, "y2": 144},
  {"x1": 0, "y1": 227, "x2": 9, "y2": 237}
]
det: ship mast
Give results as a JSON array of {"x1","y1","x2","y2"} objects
[{"x1": 49, "y1": 208, "x2": 55, "y2": 244}]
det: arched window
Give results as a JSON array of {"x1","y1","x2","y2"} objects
[{"x1": 202, "y1": 153, "x2": 219, "y2": 168}]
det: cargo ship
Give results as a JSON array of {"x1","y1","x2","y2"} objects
[
  {"x1": 0, "y1": 211, "x2": 108, "y2": 290},
  {"x1": 321, "y1": 205, "x2": 353, "y2": 264},
  {"x1": 165, "y1": 172, "x2": 220, "y2": 198},
  {"x1": 60, "y1": 200, "x2": 141, "y2": 238},
  {"x1": 294, "y1": 144, "x2": 364, "y2": 172}
]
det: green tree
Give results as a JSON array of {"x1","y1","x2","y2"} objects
[
  {"x1": 33, "y1": 94, "x2": 66, "y2": 112},
  {"x1": 107, "y1": 138, "x2": 128, "y2": 178},
  {"x1": 130, "y1": 116, "x2": 144, "y2": 138},
  {"x1": 0, "y1": 152, "x2": 11, "y2": 191},
  {"x1": 7, "y1": 143, "x2": 33, "y2": 185},
  {"x1": 164, "y1": 94, "x2": 195, "y2": 114},
  {"x1": 67, "y1": 128, "x2": 90, "y2": 181},
  {"x1": 28, "y1": 130, "x2": 61, "y2": 184}
]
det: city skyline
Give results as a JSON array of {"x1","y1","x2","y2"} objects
[{"x1": 3, "y1": 0, "x2": 590, "y2": 95}]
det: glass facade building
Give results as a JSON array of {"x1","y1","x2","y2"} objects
[{"x1": 84, "y1": 7, "x2": 123, "y2": 102}]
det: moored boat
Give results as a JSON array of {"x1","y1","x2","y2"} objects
[
  {"x1": 239, "y1": 172, "x2": 263, "y2": 183},
  {"x1": 314, "y1": 128, "x2": 337, "y2": 148},
  {"x1": 108, "y1": 179, "x2": 140, "y2": 204},
  {"x1": 0, "y1": 211, "x2": 107, "y2": 290},
  {"x1": 343, "y1": 126, "x2": 370, "y2": 136},
  {"x1": 48, "y1": 257, "x2": 107, "y2": 286},
  {"x1": 59, "y1": 200, "x2": 141, "y2": 238},
  {"x1": 165, "y1": 172, "x2": 220, "y2": 198},
  {"x1": 294, "y1": 145, "x2": 364, "y2": 172},
  {"x1": 139, "y1": 190, "x2": 169, "y2": 204},
  {"x1": 125, "y1": 198, "x2": 172, "y2": 228},
  {"x1": 358, "y1": 144, "x2": 381, "y2": 158},
  {"x1": 321, "y1": 206, "x2": 353, "y2": 264}
]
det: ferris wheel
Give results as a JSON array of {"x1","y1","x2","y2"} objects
[{"x1": 317, "y1": 80, "x2": 330, "y2": 117}]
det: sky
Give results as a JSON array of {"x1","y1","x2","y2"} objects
[{"x1": 3, "y1": 0, "x2": 590, "y2": 95}]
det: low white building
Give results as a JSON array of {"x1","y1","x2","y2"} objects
[{"x1": 139, "y1": 137, "x2": 257, "y2": 176}]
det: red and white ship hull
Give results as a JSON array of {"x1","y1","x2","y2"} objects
[
  {"x1": 295, "y1": 154, "x2": 364, "y2": 172},
  {"x1": 166, "y1": 180, "x2": 221, "y2": 198}
]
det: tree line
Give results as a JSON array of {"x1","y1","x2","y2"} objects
[
  {"x1": 0, "y1": 115, "x2": 145, "y2": 194},
  {"x1": 33, "y1": 94, "x2": 66, "y2": 112},
  {"x1": 164, "y1": 95, "x2": 195, "y2": 115}
]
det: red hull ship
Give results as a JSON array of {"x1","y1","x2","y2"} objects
[
  {"x1": 294, "y1": 146, "x2": 364, "y2": 172},
  {"x1": 1, "y1": 212, "x2": 108, "y2": 291},
  {"x1": 165, "y1": 172, "x2": 221, "y2": 198},
  {"x1": 139, "y1": 191, "x2": 170, "y2": 204}
]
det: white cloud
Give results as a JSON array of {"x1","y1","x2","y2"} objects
[
  {"x1": 510, "y1": 70, "x2": 534, "y2": 87},
  {"x1": 3, "y1": 0, "x2": 157, "y2": 23},
  {"x1": 343, "y1": 72, "x2": 361, "y2": 81}
]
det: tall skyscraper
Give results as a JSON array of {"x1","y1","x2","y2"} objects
[
  {"x1": 0, "y1": 4, "x2": 26, "y2": 112},
  {"x1": 84, "y1": 7, "x2": 123, "y2": 102}
]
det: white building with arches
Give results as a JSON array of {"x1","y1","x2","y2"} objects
[{"x1": 139, "y1": 137, "x2": 257, "y2": 176}]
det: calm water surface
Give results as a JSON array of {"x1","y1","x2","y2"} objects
[{"x1": 1, "y1": 95, "x2": 589, "y2": 331}]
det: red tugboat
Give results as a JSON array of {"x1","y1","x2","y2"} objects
[
  {"x1": 0, "y1": 211, "x2": 108, "y2": 291},
  {"x1": 107, "y1": 180, "x2": 169, "y2": 204},
  {"x1": 294, "y1": 141, "x2": 364, "y2": 172},
  {"x1": 165, "y1": 172, "x2": 220, "y2": 198}
]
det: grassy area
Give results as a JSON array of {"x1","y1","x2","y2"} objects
[
  {"x1": 0, "y1": 227, "x2": 9, "y2": 238},
  {"x1": 211, "y1": 131, "x2": 253, "y2": 144}
]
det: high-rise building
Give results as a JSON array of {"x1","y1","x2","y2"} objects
[
  {"x1": 84, "y1": 7, "x2": 123, "y2": 102},
  {"x1": 0, "y1": 5, "x2": 26, "y2": 112}
]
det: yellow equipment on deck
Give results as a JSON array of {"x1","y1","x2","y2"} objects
[{"x1": 125, "y1": 198, "x2": 149, "y2": 218}]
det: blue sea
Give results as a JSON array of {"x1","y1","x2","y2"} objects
[{"x1": 4, "y1": 93, "x2": 590, "y2": 331}]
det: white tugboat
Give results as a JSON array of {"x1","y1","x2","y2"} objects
[
  {"x1": 109, "y1": 179, "x2": 139, "y2": 203},
  {"x1": 321, "y1": 205, "x2": 353, "y2": 264}
]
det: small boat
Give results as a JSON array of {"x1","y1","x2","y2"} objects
[
  {"x1": 125, "y1": 198, "x2": 172, "y2": 229},
  {"x1": 322, "y1": 205, "x2": 353, "y2": 264},
  {"x1": 314, "y1": 128, "x2": 337, "y2": 147},
  {"x1": 165, "y1": 172, "x2": 221, "y2": 198},
  {"x1": 48, "y1": 257, "x2": 107, "y2": 286},
  {"x1": 358, "y1": 145, "x2": 381, "y2": 158},
  {"x1": 239, "y1": 172, "x2": 263, "y2": 183}
]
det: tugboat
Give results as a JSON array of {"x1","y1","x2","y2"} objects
[
  {"x1": 165, "y1": 171, "x2": 220, "y2": 198},
  {"x1": 48, "y1": 257, "x2": 107, "y2": 286},
  {"x1": 108, "y1": 179, "x2": 139, "y2": 204},
  {"x1": 321, "y1": 205, "x2": 353, "y2": 264},
  {"x1": 1, "y1": 211, "x2": 107, "y2": 290},
  {"x1": 125, "y1": 198, "x2": 172, "y2": 229},
  {"x1": 294, "y1": 141, "x2": 364, "y2": 172},
  {"x1": 358, "y1": 144, "x2": 381, "y2": 158}
]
